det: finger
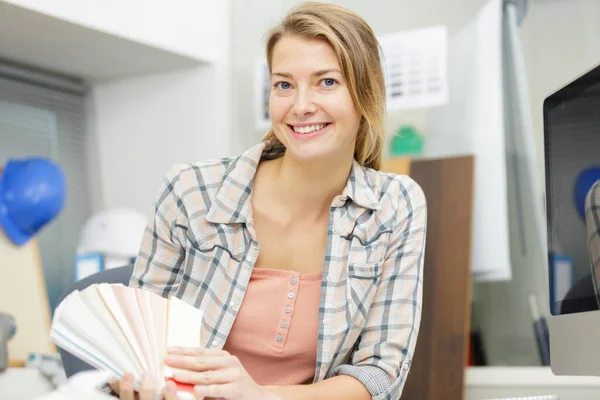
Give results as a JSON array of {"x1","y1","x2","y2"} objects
[
  {"x1": 164, "y1": 380, "x2": 181, "y2": 400},
  {"x1": 194, "y1": 383, "x2": 236, "y2": 399},
  {"x1": 119, "y1": 373, "x2": 135, "y2": 400},
  {"x1": 174, "y1": 368, "x2": 240, "y2": 386},
  {"x1": 138, "y1": 372, "x2": 154, "y2": 400},
  {"x1": 165, "y1": 354, "x2": 236, "y2": 372},
  {"x1": 167, "y1": 347, "x2": 229, "y2": 357}
]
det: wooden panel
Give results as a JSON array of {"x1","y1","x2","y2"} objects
[
  {"x1": 8, "y1": 359, "x2": 25, "y2": 368},
  {"x1": 386, "y1": 156, "x2": 475, "y2": 400},
  {"x1": 0, "y1": 222, "x2": 55, "y2": 362},
  {"x1": 382, "y1": 157, "x2": 412, "y2": 176}
]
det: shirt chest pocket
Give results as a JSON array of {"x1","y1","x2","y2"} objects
[
  {"x1": 183, "y1": 223, "x2": 246, "y2": 285},
  {"x1": 342, "y1": 220, "x2": 392, "y2": 328},
  {"x1": 346, "y1": 261, "x2": 382, "y2": 328}
]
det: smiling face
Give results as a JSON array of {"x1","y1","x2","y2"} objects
[{"x1": 269, "y1": 35, "x2": 361, "y2": 165}]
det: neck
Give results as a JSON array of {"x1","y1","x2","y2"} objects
[{"x1": 270, "y1": 152, "x2": 353, "y2": 220}]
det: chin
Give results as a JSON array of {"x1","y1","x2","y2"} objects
[
  {"x1": 286, "y1": 140, "x2": 345, "y2": 166},
  {"x1": 286, "y1": 147, "x2": 332, "y2": 163}
]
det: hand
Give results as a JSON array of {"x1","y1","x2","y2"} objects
[
  {"x1": 116, "y1": 371, "x2": 193, "y2": 400},
  {"x1": 164, "y1": 347, "x2": 281, "y2": 400}
]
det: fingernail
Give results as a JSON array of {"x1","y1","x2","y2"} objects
[
  {"x1": 167, "y1": 346, "x2": 180, "y2": 352},
  {"x1": 164, "y1": 355, "x2": 175, "y2": 362},
  {"x1": 166, "y1": 381, "x2": 177, "y2": 394}
]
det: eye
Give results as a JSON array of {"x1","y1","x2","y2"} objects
[
  {"x1": 320, "y1": 78, "x2": 338, "y2": 88},
  {"x1": 274, "y1": 81, "x2": 292, "y2": 90}
]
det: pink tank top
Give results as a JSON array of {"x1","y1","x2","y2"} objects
[{"x1": 222, "y1": 268, "x2": 322, "y2": 386}]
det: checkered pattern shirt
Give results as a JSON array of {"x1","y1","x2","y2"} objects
[
  {"x1": 586, "y1": 180, "x2": 600, "y2": 289},
  {"x1": 130, "y1": 141, "x2": 427, "y2": 400}
]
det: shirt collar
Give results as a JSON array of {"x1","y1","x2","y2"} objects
[{"x1": 205, "y1": 141, "x2": 380, "y2": 225}]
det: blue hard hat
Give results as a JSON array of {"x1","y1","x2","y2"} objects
[
  {"x1": 0, "y1": 157, "x2": 66, "y2": 246},
  {"x1": 574, "y1": 167, "x2": 600, "y2": 220}
]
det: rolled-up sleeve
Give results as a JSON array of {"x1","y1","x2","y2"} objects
[
  {"x1": 332, "y1": 177, "x2": 427, "y2": 400},
  {"x1": 129, "y1": 165, "x2": 189, "y2": 297}
]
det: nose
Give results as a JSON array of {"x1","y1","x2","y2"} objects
[{"x1": 292, "y1": 87, "x2": 317, "y2": 116}]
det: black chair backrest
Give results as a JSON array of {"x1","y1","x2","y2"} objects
[
  {"x1": 56, "y1": 264, "x2": 134, "y2": 378},
  {"x1": 560, "y1": 272, "x2": 599, "y2": 314}
]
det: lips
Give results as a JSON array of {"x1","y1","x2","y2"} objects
[{"x1": 287, "y1": 122, "x2": 331, "y2": 140}]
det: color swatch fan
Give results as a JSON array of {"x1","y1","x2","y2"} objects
[{"x1": 50, "y1": 283, "x2": 203, "y2": 398}]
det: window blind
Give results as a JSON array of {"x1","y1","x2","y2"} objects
[{"x1": 0, "y1": 64, "x2": 91, "y2": 312}]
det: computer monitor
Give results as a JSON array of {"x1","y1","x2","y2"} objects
[{"x1": 545, "y1": 63, "x2": 600, "y2": 376}]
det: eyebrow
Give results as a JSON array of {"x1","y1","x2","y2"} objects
[{"x1": 271, "y1": 68, "x2": 343, "y2": 78}]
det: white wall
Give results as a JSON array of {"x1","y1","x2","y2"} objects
[
  {"x1": 229, "y1": 0, "x2": 600, "y2": 368},
  {"x1": 80, "y1": 0, "x2": 600, "y2": 367},
  {"x1": 473, "y1": 0, "x2": 600, "y2": 367},
  {"x1": 1, "y1": 0, "x2": 217, "y2": 62},
  {"x1": 231, "y1": 0, "x2": 488, "y2": 154},
  {"x1": 86, "y1": 0, "x2": 233, "y2": 215},
  {"x1": 521, "y1": 0, "x2": 600, "y2": 177}
]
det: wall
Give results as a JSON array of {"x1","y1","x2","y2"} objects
[
  {"x1": 81, "y1": 0, "x2": 600, "y2": 367},
  {"x1": 1, "y1": 0, "x2": 217, "y2": 62},
  {"x1": 473, "y1": 0, "x2": 600, "y2": 366},
  {"x1": 521, "y1": 0, "x2": 600, "y2": 179},
  {"x1": 229, "y1": 0, "x2": 600, "y2": 367},
  {"x1": 231, "y1": 0, "x2": 489, "y2": 155},
  {"x1": 86, "y1": 0, "x2": 233, "y2": 215}
]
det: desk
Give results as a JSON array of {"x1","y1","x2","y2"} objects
[
  {"x1": 0, "y1": 368, "x2": 55, "y2": 399},
  {"x1": 466, "y1": 367, "x2": 600, "y2": 400}
]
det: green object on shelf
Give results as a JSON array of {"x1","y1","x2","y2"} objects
[{"x1": 390, "y1": 125, "x2": 424, "y2": 156}]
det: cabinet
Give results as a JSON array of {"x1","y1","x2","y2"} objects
[{"x1": 383, "y1": 155, "x2": 475, "y2": 400}]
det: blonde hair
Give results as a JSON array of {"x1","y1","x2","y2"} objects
[{"x1": 262, "y1": 1, "x2": 386, "y2": 170}]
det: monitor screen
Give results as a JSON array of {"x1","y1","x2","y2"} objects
[{"x1": 544, "y1": 65, "x2": 600, "y2": 315}]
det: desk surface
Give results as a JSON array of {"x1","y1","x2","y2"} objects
[
  {"x1": 0, "y1": 368, "x2": 55, "y2": 400},
  {"x1": 466, "y1": 367, "x2": 600, "y2": 400}
]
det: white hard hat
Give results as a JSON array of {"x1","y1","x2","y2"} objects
[{"x1": 77, "y1": 208, "x2": 148, "y2": 258}]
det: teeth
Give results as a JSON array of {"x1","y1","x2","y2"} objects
[{"x1": 292, "y1": 123, "x2": 327, "y2": 134}]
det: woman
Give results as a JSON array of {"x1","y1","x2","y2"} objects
[{"x1": 113, "y1": 2, "x2": 427, "y2": 399}]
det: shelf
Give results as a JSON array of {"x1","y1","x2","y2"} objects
[{"x1": 0, "y1": 1, "x2": 209, "y2": 81}]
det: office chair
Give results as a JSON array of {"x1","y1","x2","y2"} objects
[
  {"x1": 56, "y1": 265, "x2": 134, "y2": 378},
  {"x1": 560, "y1": 272, "x2": 598, "y2": 314}
]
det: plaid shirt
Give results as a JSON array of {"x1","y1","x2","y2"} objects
[
  {"x1": 586, "y1": 180, "x2": 600, "y2": 291},
  {"x1": 130, "y1": 141, "x2": 427, "y2": 400}
]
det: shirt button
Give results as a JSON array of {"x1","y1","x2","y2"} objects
[
  {"x1": 229, "y1": 301, "x2": 236, "y2": 307},
  {"x1": 323, "y1": 318, "x2": 330, "y2": 325},
  {"x1": 276, "y1": 335, "x2": 283, "y2": 342},
  {"x1": 403, "y1": 362, "x2": 410, "y2": 371},
  {"x1": 332, "y1": 228, "x2": 339, "y2": 234},
  {"x1": 327, "y1": 275, "x2": 333, "y2": 282},
  {"x1": 281, "y1": 321, "x2": 288, "y2": 328},
  {"x1": 291, "y1": 277, "x2": 297, "y2": 285},
  {"x1": 285, "y1": 306, "x2": 291, "y2": 313},
  {"x1": 212, "y1": 340, "x2": 220, "y2": 347},
  {"x1": 288, "y1": 292, "x2": 295, "y2": 299},
  {"x1": 320, "y1": 364, "x2": 328, "y2": 370}
]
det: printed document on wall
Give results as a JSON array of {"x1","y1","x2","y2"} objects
[
  {"x1": 378, "y1": 26, "x2": 448, "y2": 111},
  {"x1": 254, "y1": 58, "x2": 271, "y2": 131}
]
